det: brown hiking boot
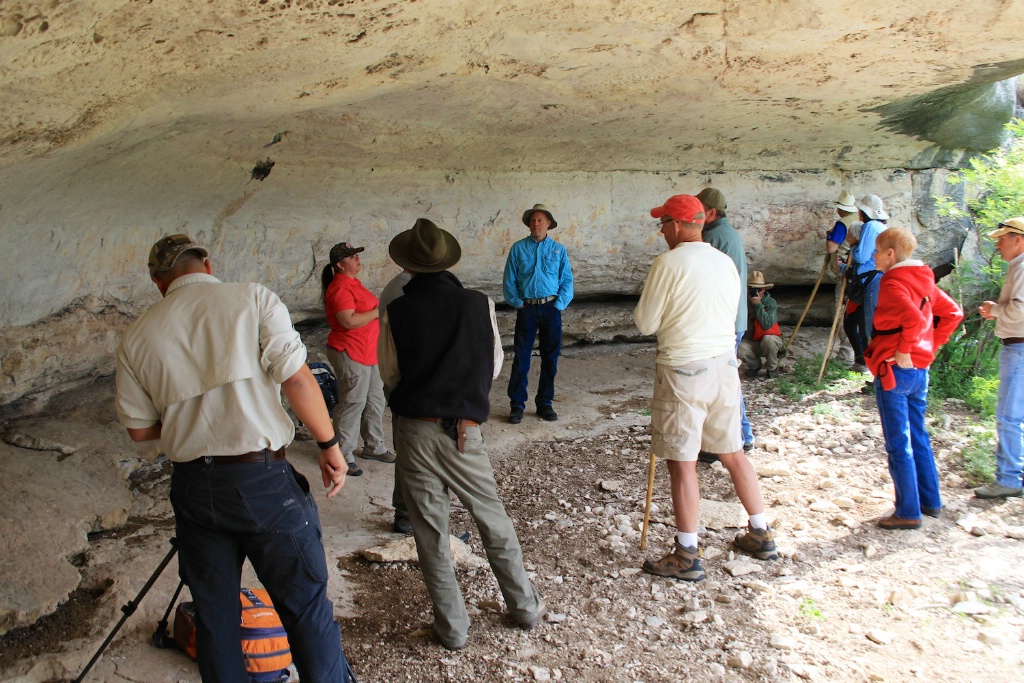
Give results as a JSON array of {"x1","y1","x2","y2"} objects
[
  {"x1": 642, "y1": 544, "x2": 705, "y2": 582},
  {"x1": 733, "y1": 525, "x2": 778, "y2": 560}
]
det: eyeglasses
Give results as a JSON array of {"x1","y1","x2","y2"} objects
[{"x1": 659, "y1": 218, "x2": 678, "y2": 227}]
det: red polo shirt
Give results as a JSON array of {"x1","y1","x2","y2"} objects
[{"x1": 325, "y1": 274, "x2": 380, "y2": 365}]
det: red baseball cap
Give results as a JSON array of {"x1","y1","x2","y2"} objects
[{"x1": 649, "y1": 195, "x2": 706, "y2": 224}]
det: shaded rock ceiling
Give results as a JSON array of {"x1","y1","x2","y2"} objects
[
  {"x1": 2, "y1": 0, "x2": 1024, "y2": 410},
  {"x1": 2, "y1": 0, "x2": 1023, "y2": 174}
]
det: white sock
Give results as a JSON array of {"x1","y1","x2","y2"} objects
[
  {"x1": 676, "y1": 531, "x2": 699, "y2": 549},
  {"x1": 748, "y1": 513, "x2": 768, "y2": 530}
]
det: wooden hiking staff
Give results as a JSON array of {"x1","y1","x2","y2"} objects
[
  {"x1": 816, "y1": 252, "x2": 854, "y2": 384},
  {"x1": 784, "y1": 253, "x2": 830, "y2": 353},
  {"x1": 640, "y1": 451, "x2": 656, "y2": 550}
]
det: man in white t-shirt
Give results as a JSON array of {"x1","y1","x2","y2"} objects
[{"x1": 634, "y1": 195, "x2": 778, "y2": 582}]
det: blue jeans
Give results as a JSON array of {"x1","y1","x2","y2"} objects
[
  {"x1": 171, "y1": 456, "x2": 354, "y2": 683},
  {"x1": 508, "y1": 300, "x2": 562, "y2": 410},
  {"x1": 874, "y1": 367, "x2": 942, "y2": 519},
  {"x1": 736, "y1": 332, "x2": 753, "y2": 445},
  {"x1": 995, "y1": 344, "x2": 1024, "y2": 488}
]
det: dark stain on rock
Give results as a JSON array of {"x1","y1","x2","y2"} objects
[
  {"x1": 760, "y1": 173, "x2": 793, "y2": 183},
  {"x1": 251, "y1": 158, "x2": 275, "y2": 181}
]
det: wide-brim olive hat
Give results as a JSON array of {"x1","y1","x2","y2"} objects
[
  {"x1": 388, "y1": 218, "x2": 462, "y2": 273},
  {"x1": 521, "y1": 204, "x2": 558, "y2": 229}
]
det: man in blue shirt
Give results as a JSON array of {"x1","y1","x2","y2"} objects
[{"x1": 503, "y1": 204, "x2": 575, "y2": 423}]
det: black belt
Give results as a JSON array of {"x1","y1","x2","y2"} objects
[
  {"x1": 1003, "y1": 337, "x2": 1024, "y2": 346},
  {"x1": 523, "y1": 295, "x2": 556, "y2": 305},
  {"x1": 180, "y1": 447, "x2": 286, "y2": 465}
]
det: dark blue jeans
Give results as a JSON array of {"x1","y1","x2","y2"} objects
[
  {"x1": 508, "y1": 301, "x2": 561, "y2": 410},
  {"x1": 171, "y1": 456, "x2": 354, "y2": 683},
  {"x1": 874, "y1": 367, "x2": 942, "y2": 519}
]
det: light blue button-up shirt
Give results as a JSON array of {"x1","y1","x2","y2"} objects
[
  {"x1": 854, "y1": 219, "x2": 887, "y2": 274},
  {"x1": 502, "y1": 236, "x2": 574, "y2": 310}
]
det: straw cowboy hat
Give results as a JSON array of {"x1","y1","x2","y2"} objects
[
  {"x1": 521, "y1": 204, "x2": 558, "y2": 229},
  {"x1": 835, "y1": 190, "x2": 857, "y2": 213},
  {"x1": 388, "y1": 218, "x2": 462, "y2": 273},
  {"x1": 748, "y1": 271, "x2": 774, "y2": 290}
]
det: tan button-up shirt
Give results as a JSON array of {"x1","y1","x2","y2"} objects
[
  {"x1": 993, "y1": 253, "x2": 1024, "y2": 339},
  {"x1": 115, "y1": 273, "x2": 306, "y2": 462}
]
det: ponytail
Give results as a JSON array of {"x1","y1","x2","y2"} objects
[{"x1": 321, "y1": 264, "x2": 336, "y2": 303}]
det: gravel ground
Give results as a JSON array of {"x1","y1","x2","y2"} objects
[{"x1": 4, "y1": 342, "x2": 1024, "y2": 683}]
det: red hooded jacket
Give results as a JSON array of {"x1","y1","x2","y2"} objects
[{"x1": 864, "y1": 261, "x2": 963, "y2": 391}]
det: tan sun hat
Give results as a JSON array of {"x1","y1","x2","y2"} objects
[
  {"x1": 835, "y1": 190, "x2": 857, "y2": 213},
  {"x1": 521, "y1": 204, "x2": 558, "y2": 229},
  {"x1": 747, "y1": 271, "x2": 774, "y2": 290},
  {"x1": 987, "y1": 217, "x2": 1024, "y2": 239}
]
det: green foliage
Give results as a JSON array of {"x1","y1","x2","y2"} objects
[
  {"x1": 932, "y1": 117, "x2": 1024, "y2": 404},
  {"x1": 775, "y1": 355, "x2": 857, "y2": 401},
  {"x1": 959, "y1": 425, "x2": 997, "y2": 484},
  {"x1": 799, "y1": 597, "x2": 824, "y2": 620}
]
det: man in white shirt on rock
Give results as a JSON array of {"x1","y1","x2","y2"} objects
[{"x1": 633, "y1": 195, "x2": 778, "y2": 582}]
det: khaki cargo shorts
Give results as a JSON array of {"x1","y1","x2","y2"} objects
[{"x1": 650, "y1": 351, "x2": 742, "y2": 461}]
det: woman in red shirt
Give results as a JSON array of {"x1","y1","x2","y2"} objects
[{"x1": 321, "y1": 241, "x2": 395, "y2": 477}]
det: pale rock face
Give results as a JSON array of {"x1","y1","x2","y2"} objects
[{"x1": 1, "y1": 0, "x2": 1023, "y2": 406}]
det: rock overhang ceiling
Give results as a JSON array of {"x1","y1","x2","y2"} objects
[
  {"x1": 2, "y1": 0, "x2": 1024, "y2": 174},
  {"x1": 2, "y1": 0, "x2": 1024, "y2": 410}
]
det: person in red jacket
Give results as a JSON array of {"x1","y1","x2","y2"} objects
[{"x1": 864, "y1": 227, "x2": 963, "y2": 529}]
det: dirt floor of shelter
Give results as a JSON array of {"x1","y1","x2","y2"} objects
[{"x1": 3, "y1": 336, "x2": 1024, "y2": 683}]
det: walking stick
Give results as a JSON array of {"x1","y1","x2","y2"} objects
[
  {"x1": 816, "y1": 254, "x2": 854, "y2": 385},
  {"x1": 640, "y1": 451, "x2": 656, "y2": 550},
  {"x1": 74, "y1": 539, "x2": 178, "y2": 683},
  {"x1": 785, "y1": 253, "x2": 830, "y2": 352}
]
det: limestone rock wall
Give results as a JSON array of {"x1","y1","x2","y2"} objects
[{"x1": 0, "y1": 143, "x2": 966, "y2": 409}]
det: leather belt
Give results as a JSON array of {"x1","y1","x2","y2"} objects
[
  {"x1": 181, "y1": 447, "x2": 286, "y2": 465},
  {"x1": 1003, "y1": 337, "x2": 1024, "y2": 346},
  {"x1": 523, "y1": 295, "x2": 556, "y2": 305},
  {"x1": 418, "y1": 417, "x2": 480, "y2": 427}
]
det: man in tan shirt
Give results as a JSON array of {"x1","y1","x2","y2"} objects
[
  {"x1": 977, "y1": 217, "x2": 1024, "y2": 499},
  {"x1": 115, "y1": 234, "x2": 355, "y2": 681}
]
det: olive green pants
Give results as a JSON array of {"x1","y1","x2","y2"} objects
[{"x1": 394, "y1": 416, "x2": 544, "y2": 648}]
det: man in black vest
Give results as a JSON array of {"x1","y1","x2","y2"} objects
[{"x1": 378, "y1": 218, "x2": 546, "y2": 651}]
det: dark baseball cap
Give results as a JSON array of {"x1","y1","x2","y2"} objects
[{"x1": 329, "y1": 241, "x2": 365, "y2": 263}]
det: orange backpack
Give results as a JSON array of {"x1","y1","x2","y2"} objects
[{"x1": 173, "y1": 587, "x2": 292, "y2": 682}]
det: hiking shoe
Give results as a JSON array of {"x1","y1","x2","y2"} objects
[
  {"x1": 878, "y1": 515, "x2": 923, "y2": 530},
  {"x1": 697, "y1": 450, "x2": 720, "y2": 464},
  {"x1": 360, "y1": 449, "x2": 396, "y2": 463},
  {"x1": 345, "y1": 461, "x2": 363, "y2": 477},
  {"x1": 642, "y1": 544, "x2": 705, "y2": 582},
  {"x1": 733, "y1": 525, "x2": 778, "y2": 560},
  {"x1": 537, "y1": 405, "x2": 558, "y2": 421},
  {"x1": 517, "y1": 607, "x2": 548, "y2": 630},
  {"x1": 974, "y1": 483, "x2": 1023, "y2": 499},
  {"x1": 744, "y1": 368, "x2": 761, "y2": 378},
  {"x1": 393, "y1": 518, "x2": 413, "y2": 534},
  {"x1": 508, "y1": 408, "x2": 524, "y2": 424},
  {"x1": 922, "y1": 507, "x2": 942, "y2": 518},
  {"x1": 743, "y1": 441, "x2": 754, "y2": 452}
]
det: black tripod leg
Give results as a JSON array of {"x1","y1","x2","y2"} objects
[
  {"x1": 73, "y1": 538, "x2": 178, "y2": 683},
  {"x1": 152, "y1": 578, "x2": 185, "y2": 649}
]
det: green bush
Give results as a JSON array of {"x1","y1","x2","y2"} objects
[
  {"x1": 932, "y1": 117, "x2": 1024, "y2": 404},
  {"x1": 775, "y1": 355, "x2": 857, "y2": 401}
]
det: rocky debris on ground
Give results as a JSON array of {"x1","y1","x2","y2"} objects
[{"x1": 359, "y1": 535, "x2": 487, "y2": 570}]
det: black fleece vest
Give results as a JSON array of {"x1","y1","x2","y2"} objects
[{"x1": 387, "y1": 271, "x2": 494, "y2": 424}]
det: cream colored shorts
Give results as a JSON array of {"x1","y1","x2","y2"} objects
[{"x1": 650, "y1": 351, "x2": 742, "y2": 461}]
